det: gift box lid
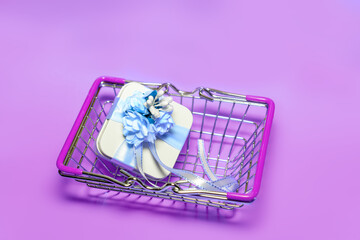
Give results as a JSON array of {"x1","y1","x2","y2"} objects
[{"x1": 96, "y1": 82, "x2": 193, "y2": 179}]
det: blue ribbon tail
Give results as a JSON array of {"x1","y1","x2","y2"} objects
[
  {"x1": 115, "y1": 140, "x2": 240, "y2": 193},
  {"x1": 197, "y1": 139, "x2": 240, "y2": 192},
  {"x1": 134, "y1": 144, "x2": 159, "y2": 188},
  {"x1": 198, "y1": 139, "x2": 217, "y2": 181},
  {"x1": 148, "y1": 143, "x2": 229, "y2": 192}
]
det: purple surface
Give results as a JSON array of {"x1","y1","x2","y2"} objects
[{"x1": 1, "y1": 1, "x2": 359, "y2": 239}]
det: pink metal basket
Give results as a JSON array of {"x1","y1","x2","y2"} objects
[{"x1": 57, "y1": 76, "x2": 274, "y2": 209}]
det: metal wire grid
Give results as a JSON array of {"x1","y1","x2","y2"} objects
[{"x1": 61, "y1": 81, "x2": 268, "y2": 209}]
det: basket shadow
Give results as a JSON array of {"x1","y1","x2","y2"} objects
[{"x1": 57, "y1": 177, "x2": 264, "y2": 227}]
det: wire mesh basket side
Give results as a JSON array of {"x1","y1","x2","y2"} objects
[{"x1": 60, "y1": 79, "x2": 271, "y2": 209}]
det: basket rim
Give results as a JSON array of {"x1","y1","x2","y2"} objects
[{"x1": 56, "y1": 76, "x2": 275, "y2": 203}]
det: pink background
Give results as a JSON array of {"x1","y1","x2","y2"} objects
[{"x1": 1, "y1": 1, "x2": 359, "y2": 239}]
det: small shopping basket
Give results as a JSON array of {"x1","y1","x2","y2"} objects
[{"x1": 57, "y1": 76, "x2": 274, "y2": 209}]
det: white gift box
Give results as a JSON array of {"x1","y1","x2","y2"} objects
[{"x1": 96, "y1": 82, "x2": 193, "y2": 179}]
